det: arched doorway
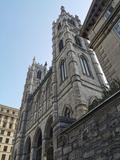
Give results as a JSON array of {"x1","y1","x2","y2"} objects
[
  {"x1": 44, "y1": 116, "x2": 53, "y2": 160},
  {"x1": 24, "y1": 136, "x2": 31, "y2": 160},
  {"x1": 33, "y1": 127, "x2": 42, "y2": 160}
]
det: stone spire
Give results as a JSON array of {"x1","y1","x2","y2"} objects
[
  {"x1": 32, "y1": 56, "x2": 36, "y2": 65},
  {"x1": 61, "y1": 6, "x2": 66, "y2": 14}
]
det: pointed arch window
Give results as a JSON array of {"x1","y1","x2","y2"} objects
[
  {"x1": 60, "y1": 59, "x2": 67, "y2": 82},
  {"x1": 59, "y1": 39, "x2": 64, "y2": 52},
  {"x1": 75, "y1": 36, "x2": 82, "y2": 48},
  {"x1": 64, "y1": 107, "x2": 71, "y2": 118},
  {"x1": 44, "y1": 116, "x2": 53, "y2": 160},
  {"x1": 58, "y1": 23, "x2": 61, "y2": 31},
  {"x1": 68, "y1": 19, "x2": 75, "y2": 26},
  {"x1": 80, "y1": 56, "x2": 91, "y2": 77},
  {"x1": 36, "y1": 133, "x2": 42, "y2": 160},
  {"x1": 24, "y1": 137, "x2": 31, "y2": 160},
  {"x1": 37, "y1": 70, "x2": 42, "y2": 79},
  {"x1": 33, "y1": 128, "x2": 42, "y2": 160}
]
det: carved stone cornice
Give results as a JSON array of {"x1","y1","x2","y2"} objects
[
  {"x1": 81, "y1": 0, "x2": 112, "y2": 38},
  {"x1": 89, "y1": 2, "x2": 120, "y2": 49}
]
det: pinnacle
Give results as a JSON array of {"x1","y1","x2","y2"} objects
[
  {"x1": 32, "y1": 56, "x2": 36, "y2": 65},
  {"x1": 61, "y1": 6, "x2": 65, "y2": 13}
]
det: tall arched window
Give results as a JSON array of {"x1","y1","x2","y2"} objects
[
  {"x1": 59, "y1": 39, "x2": 64, "y2": 52},
  {"x1": 32, "y1": 128, "x2": 42, "y2": 160},
  {"x1": 44, "y1": 116, "x2": 53, "y2": 160},
  {"x1": 64, "y1": 107, "x2": 71, "y2": 118},
  {"x1": 58, "y1": 23, "x2": 61, "y2": 31},
  {"x1": 37, "y1": 70, "x2": 42, "y2": 79},
  {"x1": 80, "y1": 56, "x2": 91, "y2": 77},
  {"x1": 36, "y1": 132, "x2": 42, "y2": 160},
  {"x1": 24, "y1": 137, "x2": 31, "y2": 160},
  {"x1": 60, "y1": 60, "x2": 67, "y2": 82},
  {"x1": 75, "y1": 36, "x2": 82, "y2": 48}
]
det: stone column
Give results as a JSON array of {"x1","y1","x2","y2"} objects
[
  {"x1": 90, "y1": 50, "x2": 107, "y2": 87},
  {"x1": 52, "y1": 21, "x2": 59, "y2": 121},
  {"x1": 42, "y1": 138, "x2": 47, "y2": 160},
  {"x1": 15, "y1": 155, "x2": 19, "y2": 160},
  {"x1": 21, "y1": 153, "x2": 26, "y2": 160},
  {"x1": 53, "y1": 117, "x2": 75, "y2": 160},
  {"x1": 30, "y1": 146, "x2": 36, "y2": 160},
  {"x1": 67, "y1": 50, "x2": 88, "y2": 118},
  {"x1": 15, "y1": 142, "x2": 23, "y2": 160}
]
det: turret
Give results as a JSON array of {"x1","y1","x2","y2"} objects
[
  {"x1": 21, "y1": 57, "x2": 47, "y2": 107},
  {"x1": 52, "y1": 6, "x2": 105, "y2": 120}
]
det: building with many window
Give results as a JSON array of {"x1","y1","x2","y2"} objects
[
  {"x1": 0, "y1": 104, "x2": 19, "y2": 160},
  {"x1": 81, "y1": 0, "x2": 120, "y2": 83},
  {"x1": 12, "y1": 6, "x2": 107, "y2": 160}
]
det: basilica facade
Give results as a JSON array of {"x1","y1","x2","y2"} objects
[{"x1": 13, "y1": 7, "x2": 106, "y2": 160}]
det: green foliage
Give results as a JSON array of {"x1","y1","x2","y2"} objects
[
  {"x1": 102, "y1": 79, "x2": 120, "y2": 100},
  {"x1": 89, "y1": 79, "x2": 120, "y2": 110}
]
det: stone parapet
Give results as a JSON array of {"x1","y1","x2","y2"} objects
[{"x1": 55, "y1": 90, "x2": 120, "y2": 160}]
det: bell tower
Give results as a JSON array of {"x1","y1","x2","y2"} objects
[
  {"x1": 19, "y1": 57, "x2": 47, "y2": 137},
  {"x1": 13, "y1": 58, "x2": 47, "y2": 160},
  {"x1": 52, "y1": 6, "x2": 106, "y2": 120},
  {"x1": 21, "y1": 57, "x2": 47, "y2": 107}
]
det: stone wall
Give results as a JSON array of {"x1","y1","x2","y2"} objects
[
  {"x1": 55, "y1": 90, "x2": 120, "y2": 160},
  {"x1": 85, "y1": 0, "x2": 120, "y2": 82}
]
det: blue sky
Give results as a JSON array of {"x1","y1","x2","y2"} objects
[{"x1": 0, "y1": 0, "x2": 92, "y2": 108}]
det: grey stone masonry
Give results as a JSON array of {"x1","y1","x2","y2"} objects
[
  {"x1": 55, "y1": 90, "x2": 120, "y2": 160},
  {"x1": 13, "y1": 7, "x2": 108, "y2": 160}
]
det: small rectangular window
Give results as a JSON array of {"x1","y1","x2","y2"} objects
[
  {"x1": 1, "y1": 154, "x2": 6, "y2": 160},
  {"x1": 9, "y1": 123, "x2": 12, "y2": 129},
  {"x1": 1, "y1": 130, "x2": 5, "y2": 135},
  {"x1": 4, "y1": 116, "x2": 8, "y2": 120},
  {"x1": 1, "y1": 108, "x2": 3, "y2": 112},
  {"x1": 104, "y1": 6, "x2": 114, "y2": 19},
  {"x1": 0, "y1": 137, "x2": 3, "y2": 143},
  {"x1": 3, "y1": 122, "x2": 7, "y2": 128},
  {"x1": 3, "y1": 146, "x2": 8, "y2": 152},
  {"x1": 11, "y1": 117, "x2": 14, "y2": 121},
  {"x1": 7, "y1": 131, "x2": 11, "y2": 136},
  {"x1": 5, "y1": 138, "x2": 9, "y2": 144}
]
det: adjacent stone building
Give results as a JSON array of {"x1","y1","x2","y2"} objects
[
  {"x1": 0, "y1": 104, "x2": 19, "y2": 160},
  {"x1": 13, "y1": 6, "x2": 106, "y2": 160},
  {"x1": 81, "y1": 0, "x2": 120, "y2": 83}
]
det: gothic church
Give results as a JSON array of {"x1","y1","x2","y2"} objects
[{"x1": 13, "y1": 7, "x2": 106, "y2": 160}]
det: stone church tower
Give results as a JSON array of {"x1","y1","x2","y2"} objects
[{"x1": 13, "y1": 7, "x2": 106, "y2": 160}]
